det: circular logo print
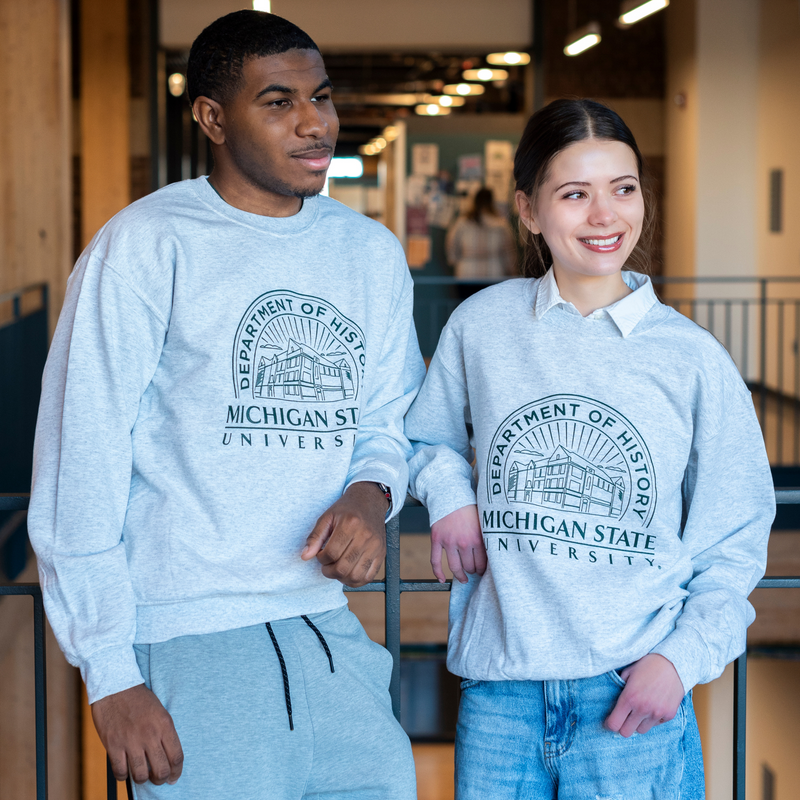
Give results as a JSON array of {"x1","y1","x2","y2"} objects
[{"x1": 485, "y1": 394, "x2": 656, "y2": 527}]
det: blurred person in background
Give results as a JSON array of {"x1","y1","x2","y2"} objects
[{"x1": 446, "y1": 187, "x2": 516, "y2": 282}]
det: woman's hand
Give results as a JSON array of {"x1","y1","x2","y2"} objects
[
  {"x1": 604, "y1": 653, "x2": 685, "y2": 737},
  {"x1": 430, "y1": 504, "x2": 486, "y2": 584}
]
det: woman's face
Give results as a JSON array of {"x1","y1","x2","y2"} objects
[{"x1": 516, "y1": 139, "x2": 644, "y2": 283}]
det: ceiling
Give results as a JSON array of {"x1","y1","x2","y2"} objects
[{"x1": 160, "y1": 0, "x2": 532, "y2": 51}]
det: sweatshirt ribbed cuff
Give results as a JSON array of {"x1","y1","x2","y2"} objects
[
  {"x1": 81, "y1": 645, "x2": 145, "y2": 704},
  {"x1": 650, "y1": 624, "x2": 712, "y2": 694},
  {"x1": 425, "y1": 486, "x2": 479, "y2": 527}
]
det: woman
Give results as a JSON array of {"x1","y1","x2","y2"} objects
[{"x1": 405, "y1": 99, "x2": 774, "y2": 799}]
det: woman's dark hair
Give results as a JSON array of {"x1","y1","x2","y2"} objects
[
  {"x1": 187, "y1": 11, "x2": 320, "y2": 105},
  {"x1": 466, "y1": 187, "x2": 498, "y2": 223},
  {"x1": 513, "y1": 98, "x2": 656, "y2": 278}
]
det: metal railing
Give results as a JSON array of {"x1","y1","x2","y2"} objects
[
  {"x1": 1, "y1": 490, "x2": 798, "y2": 800},
  {"x1": 413, "y1": 275, "x2": 800, "y2": 465}
]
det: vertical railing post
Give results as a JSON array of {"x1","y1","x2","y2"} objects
[
  {"x1": 384, "y1": 514, "x2": 402, "y2": 721},
  {"x1": 32, "y1": 590, "x2": 48, "y2": 800},
  {"x1": 107, "y1": 758, "x2": 118, "y2": 799},
  {"x1": 733, "y1": 652, "x2": 747, "y2": 800}
]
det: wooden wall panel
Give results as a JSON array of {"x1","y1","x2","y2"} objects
[
  {"x1": 0, "y1": 0, "x2": 71, "y2": 334},
  {"x1": 80, "y1": 0, "x2": 131, "y2": 248}
]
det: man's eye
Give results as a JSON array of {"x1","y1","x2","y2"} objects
[
  {"x1": 269, "y1": 98, "x2": 290, "y2": 107},
  {"x1": 312, "y1": 94, "x2": 331, "y2": 103}
]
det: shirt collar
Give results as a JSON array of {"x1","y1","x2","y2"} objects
[{"x1": 533, "y1": 268, "x2": 657, "y2": 337}]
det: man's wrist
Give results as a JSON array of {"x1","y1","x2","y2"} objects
[{"x1": 344, "y1": 480, "x2": 391, "y2": 513}]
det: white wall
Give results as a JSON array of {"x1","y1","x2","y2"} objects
[{"x1": 695, "y1": 0, "x2": 760, "y2": 280}]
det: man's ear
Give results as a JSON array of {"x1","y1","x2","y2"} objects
[
  {"x1": 193, "y1": 97, "x2": 226, "y2": 146},
  {"x1": 515, "y1": 189, "x2": 541, "y2": 235}
]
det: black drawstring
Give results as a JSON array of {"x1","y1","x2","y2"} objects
[
  {"x1": 302, "y1": 615, "x2": 335, "y2": 673},
  {"x1": 266, "y1": 622, "x2": 294, "y2": 731},
  {"x1": 266, "y1": 616, "x2": 336, "y2": 731}
]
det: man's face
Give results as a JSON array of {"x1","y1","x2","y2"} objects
[{"x1": 221, "y1": 49, "x2": 338, "y2": 200}]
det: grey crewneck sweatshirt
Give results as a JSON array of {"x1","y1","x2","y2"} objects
[
  {"x1": 406, "y1": 272, "x2": 774, "y2": 693},
  {"x1": 29, "y1": 177, "x2": 425, "y2": 703}
]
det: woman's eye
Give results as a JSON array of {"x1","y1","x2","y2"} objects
[
  {"x1": 564, "y1": 190, "x2": 585, "y2": 200},
  {"x1": 617, "y1": 184, "x2": 637, "y2": 195}
]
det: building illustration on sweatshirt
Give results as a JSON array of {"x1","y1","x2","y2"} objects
[
  {"x1": 232, "y1": 290, "x2": 365, "y2": 403},
  {"x1": 507, "y1": 444, "x2": 625, "y2": 516},
  {"x1": 486, "y1": 394, "x2": 657, "y2": 527},
  {"x1": 254, "y1": 339, "x2": 355, "y2": 401}
]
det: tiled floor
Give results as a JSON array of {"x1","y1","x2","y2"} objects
[{"x1": 413, "y1": 743, "x2": 455, "y2": 800}]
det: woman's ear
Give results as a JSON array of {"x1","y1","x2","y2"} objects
[{"x1": 515, "y1": 190, "x2": 541, "y2": 235}]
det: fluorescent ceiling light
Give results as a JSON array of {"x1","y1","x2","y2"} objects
[
  {"x1": 327, "y1": 157, "x2": 363, "y2": 179},
  {"x1": 415, "y1": 104, "x2": 451, "y2": 116},
  {"x1": 486, "y1": 51, "x2": 531, "y2": 66},
  {"x1": 462, "y1": 68, "x2": 509, "y2": 82},
  {"x1": 252, "y1": 0, "x2": 271, "y2": 11},
  {"x1": 443, "y1": 83, "x2": 485, "y2": 96},
  {"x1": 564, "y1": 22, "x2": 602, "y2": 56},
  {"x1": 422, "y1": 94, "x2": 466, "y2": 107},
  {"x1": 619, "y1": 0, "x2": 669, "y2": 26}
]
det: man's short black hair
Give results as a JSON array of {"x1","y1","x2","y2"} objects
[{"x1": 187, "y1": 10, "x2": 320, "y2": 105}]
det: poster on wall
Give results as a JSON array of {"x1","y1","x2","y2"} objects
[
  {"x1": 406, "y1": 206, "x2": 430, "y2": 269},
  {"x1": 412, "y1": 143, "x2": 439, "y2": 177},
  {"x1": 458, "y1": 154, "x2": 483, "y2": 182},
  {"x1": 484, "y1": 139, "x2": 515, "y2": 214}
]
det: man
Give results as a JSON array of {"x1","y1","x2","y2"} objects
[{"x1": 29, "y1": 11, "x2": 424, "y2": 799}]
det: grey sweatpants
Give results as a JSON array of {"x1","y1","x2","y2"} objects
[{"x1": 132, "y1": 605, "x2": 417, "y2": 799}]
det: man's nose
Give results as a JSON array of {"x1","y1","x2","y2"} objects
[{"x1": 296, "y1": 101, "x2": 330, "y2": 138}]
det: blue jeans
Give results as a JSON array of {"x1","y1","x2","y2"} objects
[{"x1": 455, "y1": 672, "x2": 704, "y2": 800}]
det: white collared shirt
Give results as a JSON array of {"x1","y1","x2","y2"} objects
[{"x1": 533, "y1": 267, "x2": 658, "y2": 337}]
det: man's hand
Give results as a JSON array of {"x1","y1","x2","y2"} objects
[
  {"x1": 604, "y1": 653, "x2": 685, "y2": 737},
  {"x1": 91, "y1": 684, "x2": 184, "y2": 786},
  {"x1": 430, "y1": 504, "x2": 486, "y2": 584},
  {"x1": 302, "y1": 482, "x2": 389, "y2": 587}
]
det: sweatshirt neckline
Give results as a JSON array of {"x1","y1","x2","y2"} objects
[{"x1": 191, "y1": 176, "x2": 320, "y2": 235}]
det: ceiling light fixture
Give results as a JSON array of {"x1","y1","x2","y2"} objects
[
  {"x1": 462, "y1": 68, "x2": 509, "y2": 82},
  {"x1": 168, "y1": 73, "x2": 186, "y2": 97},
  {"x1": 618, "y1": 0, "x2": 669, "y2": 26},
  {"x1": 422, "y1": 94, "x2": 466, "y2": 107},
  {"x1": 252, "y1": 0, "x2": 271, "y2": 11},
  {"x1": 564, "y1": 21, "x2": 602, "y2": 56},
  {"x1": 443, "y1": 83, "x2": 485, "y2": 96},
  {"x1": 486, "y1": 51, "x2": 531, "y2": 66},
  {"x1": 415, "y1": 104, "x2": 452, "y2": 116}
]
